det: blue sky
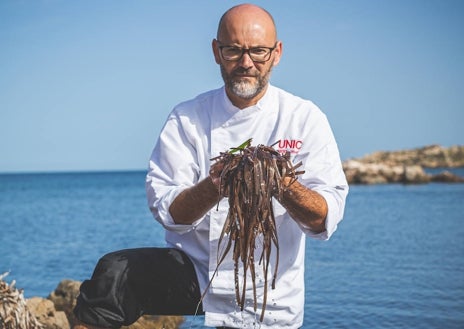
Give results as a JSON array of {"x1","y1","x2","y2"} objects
[{"x1": 1, "y1": 0, "x2": 463, "y2": 173}]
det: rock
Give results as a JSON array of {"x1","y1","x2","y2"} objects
[
  {"x1": 343, "y1": 145, "x2": 464, "y2": 184},
  {"x1": 27, "y1": 297, "x2": 69, "y2": 329},
  {"x1": 47, "y1": 280, "x2": 80, "y2": 327},
  {"x1": 342, "y1": 161, "x2": 430, "y2": 184},
  {"x1": 121, "y1": 315, "x2": 184, "y2": 329},
  {"x1": 350, "y1": 144, "x2": 464, "y2": 168},
  {"x1": 402, "y1": 165, "x2": 431, "y2": 184},
  {"x1": 431, "y1": 170, "x2": 464, "y2": 183}
]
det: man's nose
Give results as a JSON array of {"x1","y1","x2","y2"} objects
[{"x1": 238, "y1": 51, "x2": 254, "y2": 68}]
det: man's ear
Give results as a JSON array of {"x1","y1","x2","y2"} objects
[
  {"x1": 272, "y1": 41, "x2": 283, "y2": 66},
  {"x1": 212, "y1": 39, "x2": 221, "y2": 64}
]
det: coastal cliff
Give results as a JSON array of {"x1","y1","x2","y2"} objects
[{"x1": 343, "y1": 144, "x2": 464, "y2": 184}]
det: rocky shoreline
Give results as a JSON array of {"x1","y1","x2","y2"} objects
[
  {"x1": 342, "y1": 144, "x2": 464, "y2": 184},
  {"x1": 1, "y1": 274, "x2": 184, "y2": 329}
]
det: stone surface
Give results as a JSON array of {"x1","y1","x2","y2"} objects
[
  {"x1": 342, "y1": 161, "x2": 429, "y2": 184},
  {"x1": 349, "y1": 144, "x2": 464, "y2": 168},
  {"x1": 121, "y1": 315, "x2": 184, "y2": 329},
  {"x1": 430, "y1": 170, "x2": 464, "y2": 183},
  {"x1": 47, "y1": 279, "x2": 81, "y2": 328},
  {"x1": 27, "y1": 297, "x2": 69, "y2": 329},
  {"x1": 343, "y1": 145, "x2": 464, "y2": 184}
]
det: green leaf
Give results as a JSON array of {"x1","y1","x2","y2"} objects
[{"x1": 228, "y1": 138, "x2": 253, "y2": 154}]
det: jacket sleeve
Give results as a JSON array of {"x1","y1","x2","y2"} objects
[
  {"x1": 295, "y1": 107, "x2": 349, "y2": 240},
  {"x1": 145, "y1": 110, "x2": 206, "y2": 234}
]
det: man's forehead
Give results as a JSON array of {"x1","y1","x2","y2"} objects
[
  {"x1": 218, "y1": 20, "x2": 276, "y2": 46},
  {"x1": 217, "y1": 5, "x2": 276, "y2": 41}
]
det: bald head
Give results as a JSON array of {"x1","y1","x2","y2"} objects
[
  {"x1": 212, "y1": 4, "x2": 282, "y2": 108},
  {"x1": 217, "y1": 4, "x2": 277, "y2": 44}
]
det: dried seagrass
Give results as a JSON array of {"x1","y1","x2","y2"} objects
[
  {"x1": 0, "y1": 272, "x2": 43, "y2": 329},
  {"x1": 206, "y1": 139, "x2": 304, "y2": 322}
]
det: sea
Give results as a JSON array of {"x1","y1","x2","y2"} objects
[{"x1": 1, "y1": 169, "x2": 463, "y2": 329}]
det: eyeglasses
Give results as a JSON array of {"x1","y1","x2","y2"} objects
[{"x1": 217, "y1": 41, "x2": 278, "y2": 63}]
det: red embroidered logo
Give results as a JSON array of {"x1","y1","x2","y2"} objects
[{"x1": 277, "y1": 139, "x2": 303, "y2": 154}]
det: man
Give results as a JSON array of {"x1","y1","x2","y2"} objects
[{"x1": 74, "y1": 4, "x2": 348, "y2": 329}]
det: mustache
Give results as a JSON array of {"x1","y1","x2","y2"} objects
[{"x1": 231, "y1": 67, "x2": 258, "y2": 77}]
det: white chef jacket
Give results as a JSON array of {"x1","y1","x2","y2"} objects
[{"x1": 146, "y1": 84, "x2": 348, "y2": 328}]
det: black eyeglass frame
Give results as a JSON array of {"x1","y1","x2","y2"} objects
[{"x1": 217, "y1": 41, "x2": 278, "y2": 63}]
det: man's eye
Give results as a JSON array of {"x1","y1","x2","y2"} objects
[
  {"x1": 251, "y1": 48, "x2": 267, "y2": 55},
  {"x1": 224, "y1": 47, "x2": 242, "y2": 55}
]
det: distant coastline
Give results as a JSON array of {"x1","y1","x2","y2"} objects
[
  {"x1": 1, "y1": 145, "x2": 463, "y2": 184},
  {"x1": 343, "y1": 144, "x2": 464, "y2": 184}
]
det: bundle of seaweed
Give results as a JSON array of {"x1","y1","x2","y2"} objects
[
  {"x1": 209, "y1": 139, "x2": 304, "y2": 322},
  {"x1": 0, "y1": 272, "x2": 43, "y2": 329}
]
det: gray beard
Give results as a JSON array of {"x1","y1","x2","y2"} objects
[{"x1": 220, "y1": 65, "x2": 271, "y2": 100}]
